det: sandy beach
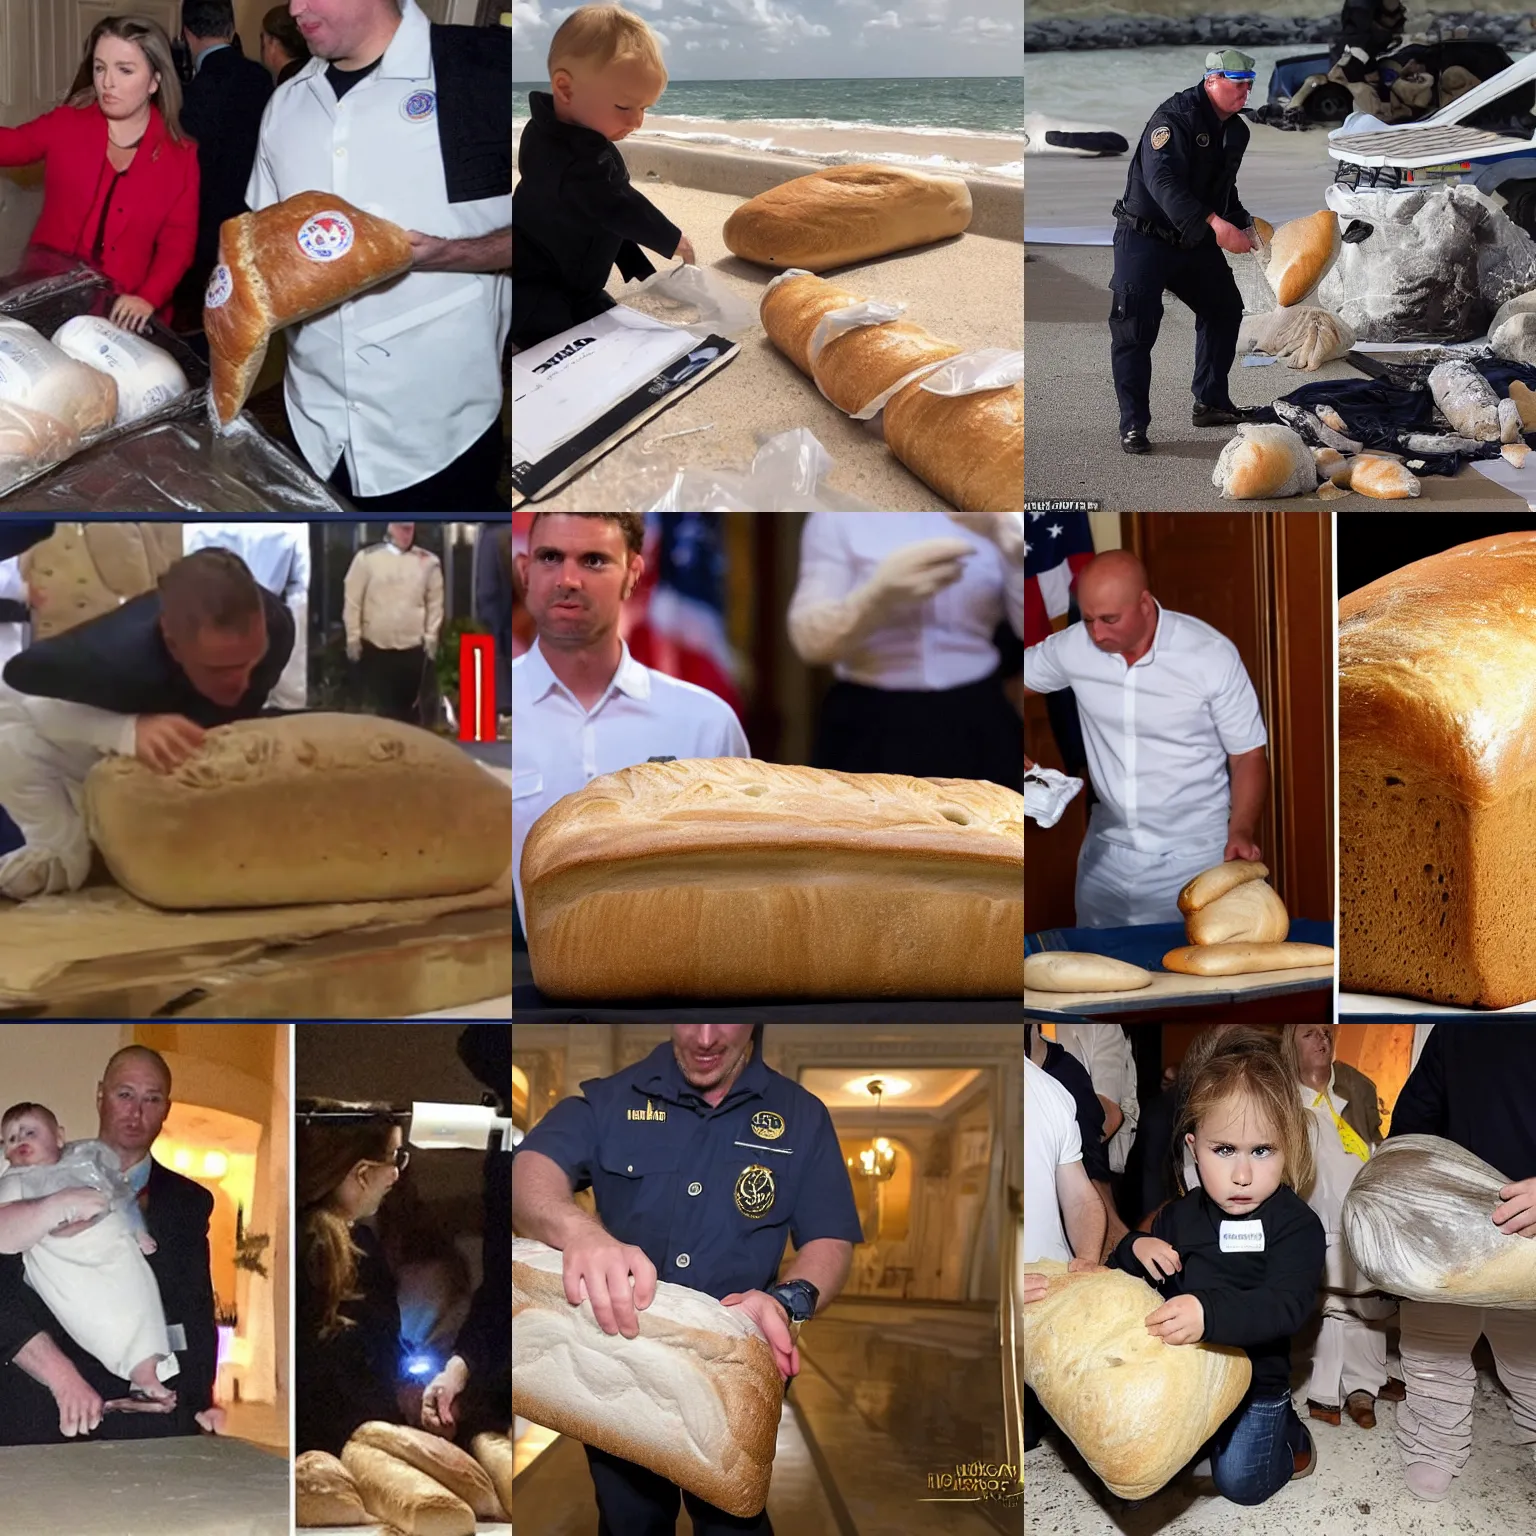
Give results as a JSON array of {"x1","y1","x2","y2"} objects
[{"x1": 513, "y1": 169, "x2": 1023, "y2": 511}]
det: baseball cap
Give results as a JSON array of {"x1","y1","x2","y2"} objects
[{"x1": 1205, "y1": 47, "x2": 1257, "y2": 80}]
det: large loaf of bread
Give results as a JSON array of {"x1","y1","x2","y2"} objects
[
  {"x1": 84, "y1": 714, "x2": 511, "y2": 909},
  {"x1": 1341, "y1": 1135, "x2": 1536, "y2": 1308},
  {"x1": 1339, "y1": 532, "x2": 1536, "y2": 1007},
  {"x1": 295, "y1": 1449, "x2": 368, "y2": 1526},
  {"x1": 760, "y1": 271, "x2": 1021, "y2": 510},
  {"x1": 1022, "y1": 1261, "x2": 1252, "y2": 1500},
  {"x1": 340, "y1": 1443, "x2": 476, "y2": 1536},
  {"x1": 513, "y1": 1238, "x2": 781, "y2": 1518},
  {"x1": 520, "y1": 757, "x2": 1024, "y2": 1000},
  {"x1": 723, "y1": 164, "x2": 972, "y2": 272},
  {"x1": 0, "y1": 318, "x2": 119, "y2": 436},
  {"x1": 349, "y1": 1422, "x2": 503, "y2": 1520},
  {"x1": 204, "y1": 191, "x2": 413, "y2": 426}
]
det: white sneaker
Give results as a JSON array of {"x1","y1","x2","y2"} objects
[{"x1": 1404, "y1": 1462, "x2": 1453, "y2": 1501}]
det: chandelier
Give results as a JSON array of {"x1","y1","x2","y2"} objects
[{"x1": 852, "y1": 1078, "x2": 896, "y2": 1181}]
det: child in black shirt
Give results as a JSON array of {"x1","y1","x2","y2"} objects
[{"x1": 1107, "y1": 1027, "x2": 1326, "y2": 1506}]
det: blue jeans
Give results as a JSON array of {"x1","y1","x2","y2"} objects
[{"x1": 1206, "y1": 1390, "x2": 1310, "y2": 1506}]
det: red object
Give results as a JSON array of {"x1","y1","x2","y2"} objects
[
  {"x1": 458, "y1": 634, "x2": 496, "y2": 742},
  {"x1": 0, "y1": 102, "x2": 199, "y2": 320}
]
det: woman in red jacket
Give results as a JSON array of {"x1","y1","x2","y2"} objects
[{"x1": 0, "y1": 16, "x2": 199, "y2": 333}]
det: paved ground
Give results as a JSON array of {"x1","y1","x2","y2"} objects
[{"x1": 1024, "y1": 242, "x2": 1530, "y2": 511}]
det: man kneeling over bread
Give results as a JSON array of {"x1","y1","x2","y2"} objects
[
  {"x1": 1023, "y1": 550, "x2": 1269, "y2": 927},
  {"x1": 512, "y1": 1024, "x2": 863, "y2": 1535},
  {"x1": 0, "y1": 547, "x2": 292, "y2": 901}
]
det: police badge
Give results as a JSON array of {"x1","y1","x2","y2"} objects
[
  {"x1": 1150, "y1": 125, "x2": 1171, "y2": 151},
  {"x1": 734, "y1": 1164, "x2": 776, "y2": 1218}
]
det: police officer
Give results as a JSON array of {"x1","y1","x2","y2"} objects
[
  {"x1": 1110, "y1": 48, "x2": 1265, "y2": 455},
  {"x1": 511, "y1": 1024, "x2": 862, "y2": 1535}
]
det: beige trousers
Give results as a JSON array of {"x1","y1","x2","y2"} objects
[{"x1": 1396, "y1": 1299, "x2": 1536, "y2": 1474}]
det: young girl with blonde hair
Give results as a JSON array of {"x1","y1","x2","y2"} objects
[{"x1": 1106, "y1": 1026, "x2": 1326, "y2": 1506}]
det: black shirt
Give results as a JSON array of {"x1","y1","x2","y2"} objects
[
  {"x1": 1108, "y1": 1184, "x2": 1325, "y2": 1400},
  {"x1": 512, "y1": 90, "x2": 681, "y2": 299},
  {"x1": 1034, "y1": 1036, "x2": 1111, "y2": 1185},
  {"x1": 326, "y1": 56, "x2": 383, "y2": 102},
  {"x1": 1388, "y1": 1023, "x2": 1536, "y2": 1181},
  {"x1": 1118, "y1": 81, "x2": 1251, "y2": 249},
  {"x1": 2, "y1": 587, "x2": 293, "y2": 726}
]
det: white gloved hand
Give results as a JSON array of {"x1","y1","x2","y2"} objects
[
  {"x1": 787, "y1": 536, "x2": 974, "y2": 666},
  {"x1": 1024, "y1": 765, "x2": 1084, "y2": 829}
]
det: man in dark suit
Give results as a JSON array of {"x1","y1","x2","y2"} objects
[
  {"x1": 174, "y1": 0, "x2": 274, "y2": 326},
  {"x1": 0, "y1": 1045, "x2": 220, "y2": 1443}
]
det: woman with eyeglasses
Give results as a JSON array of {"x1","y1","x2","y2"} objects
[{"x1": 295, "y1": 1098, "x2": 410, "y2": 1456}]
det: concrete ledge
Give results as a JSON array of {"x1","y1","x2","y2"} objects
[{"x1": 617, "y1": 141, "x2": 1024, "y2": 244}]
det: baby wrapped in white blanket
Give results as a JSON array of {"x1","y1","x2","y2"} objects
[{"x1": 0, "y1": 1104, "x2": 177, "y2": 1398}]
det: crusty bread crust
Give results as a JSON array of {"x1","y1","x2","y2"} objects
[
  {"x1": 521, "y1": 758, "x2": 1023, "y2": 1000},
  {"x1": 513, "y1": 1246, "x2": 781, "y2": 1519}
]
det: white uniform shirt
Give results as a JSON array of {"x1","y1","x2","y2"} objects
[
  {"x1": 0, "y1": 557, "x2": 27, "y2": 678},
  {"x1": 183, "y1": 524, "x2": 309, "y2": 604},
  {"x1": 1024, "y1": 1057, "x2": 1082, "y2": 1265},
  {"x1": 1023, "y1": 603, "x2": 1266, "y2": 851},
  {"x1": 511, "y1": 637, "x2": 750, "y2": 930},
  {"x1": 1055, "y1": 1024, "x2": 1140, "y2": 1176},
  {"x1": 246, "y1": 0, "x2": 511, "y2": 496},
  {"x1": 789, "y1": 513, "x2": 1025, "y2": 690}
]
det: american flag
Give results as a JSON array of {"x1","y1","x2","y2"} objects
[
  {"x1": 621, "y1": 514, "x2": 744, "y2": 722},
  {"x1": 1025, "y1": 510, "x2": 1095, "y2": 647}
]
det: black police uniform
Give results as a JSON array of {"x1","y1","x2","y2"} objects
[
  {"x1": 518, "y1": 1039, "x2": 864, "y2": 1536},
  {"x1": 1110, "y1": 80, "x2": 1252, "y2": 436}
]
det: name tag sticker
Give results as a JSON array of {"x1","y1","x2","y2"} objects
[{"x1": 1219, "y1": 1219, "x2": 1265, "y2": 1253}]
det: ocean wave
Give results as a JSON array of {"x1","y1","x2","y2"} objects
[{"x1": 640, "y1": 113, "x2": 1025, "y2": 141}]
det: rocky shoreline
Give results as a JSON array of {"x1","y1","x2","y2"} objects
[{"x1": 1025, "y1": 10, "x2": 1536, "y2": 54}]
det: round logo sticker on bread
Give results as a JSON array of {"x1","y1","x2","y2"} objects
[
  {"x1": 205, "y1": 265, "x2": 233, "y2": 308},
  {"x1": 296, "y1": 212, "x2": 357, "y2": 262}
]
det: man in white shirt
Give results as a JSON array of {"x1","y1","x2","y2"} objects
[
  {"x1": 183, "y1": 524, "x2": 310, "y2": 709},
  {"x1": 248, "y1": 0, "x2": 512, "y2": 510},
  {"x1": 512, "y1": 513, "x2": 749, "y2": 943},
  {"x1": 1023, "y1": 549, "x2": 1268, "y2": 927}
]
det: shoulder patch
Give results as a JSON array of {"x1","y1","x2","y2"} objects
[{"x1": 1149, "y1": 125, "x2": 1171, "y2": 151}]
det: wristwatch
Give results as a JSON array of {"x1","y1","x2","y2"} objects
[{"x1": 765, "y1": 1278, "x2": 819, "y2": 1325}]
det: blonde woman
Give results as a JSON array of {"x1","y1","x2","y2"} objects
[
  {"x1": 0, "y1": 17, "x2": 198, "y2": 331},
  {"x1": 1283, "y1": 1024, "x2": 1404, "y2": 1433}
]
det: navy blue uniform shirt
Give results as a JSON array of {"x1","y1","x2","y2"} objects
[{"x1": 517, "y1": 1040, "x2": 863, "y2": 1299}]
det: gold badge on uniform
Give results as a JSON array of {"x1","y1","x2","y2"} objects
[
  {"x1": 1196, "y1": 131, "x2": 1210, "y2": 147},
  {"x1": 734, "y1": 1164, "x2": 776, "y2": 1218},
  {"x1": 750, "y1": 1110, "x2": 785, "y2": 1141},
  {"x1": 1150, "y1": 125, "x2": 1171, "y2": 151}
]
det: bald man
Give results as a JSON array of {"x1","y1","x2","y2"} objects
[{"x1": 1023, "y1": 550, "x2": 1270, "y2": 927}]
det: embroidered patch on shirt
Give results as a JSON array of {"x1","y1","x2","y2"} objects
[
  {"x1": 401, "y1": 90, "x2": 437, "y2": 122},
  {"x1": 1150, "y1": 125, "x2": 1171, "y2": 150}
]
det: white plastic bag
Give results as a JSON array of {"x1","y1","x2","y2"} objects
[
  {"x1": 618, "y1": 261, "x2": 758, "y2": 340},
  {"x1": 1024, "y1": 767, "x2": 1083, "y2": 829}
]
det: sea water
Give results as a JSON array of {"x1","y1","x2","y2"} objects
[{"x1": 514, "y1": 75, "x2": 1025, "y2": 180}]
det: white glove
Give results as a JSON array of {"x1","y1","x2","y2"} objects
[
  {"x1": 1024, "y1": 765, "x2": 1084, "y2": 829},
  {"x1": 945, "y1": 512, "x2": 1024, "y2": 563},
  {"x1": 787, "y1": 536, "x2": 974, "y2": 665}
]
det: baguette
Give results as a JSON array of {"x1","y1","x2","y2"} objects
[
  {"x1": 1024, "y1": 952, "x2": 1154, "y2": 993},
  {"x1": 470, "y1": 1432, "x2": 513, "y2": 1521},
  {"x1": 520, "y1": 757, "x2": 1024, "y2": 1000},
  {"x1": 513, "y1": 1239, "x2": 781, "y2": 1519},
  {"x1": 1177, "y1": 860, "x2": 1267, "y2": 915},
  {"x1": 204, "y1": 191, "x2": 413, "y2": 426},
  {"x1": 1161, "y1": 942, "x2": 1335, "y2": 976},
  {"x1": 350, "y1": 1421, "x2": 503, "y2": 1521},
  {"x1": 295, "y1": 1450, "x2": 368, "y2": 1527},
  {"x1": 723, "y1": 164, "x2": 971, "y2": 272},
  {"x1": 882, "y1": 374, "x2": 1024, "y2": 512},
  {"x1": 339, "y1": 1442, "x2": 476, "y2": 1536},
  {"x1": 1183, "y1": 880, "x2": 1289, "y2": 946}
]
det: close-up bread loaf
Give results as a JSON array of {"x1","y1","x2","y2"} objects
[
  {"x1": 339, "y1": 1442, "x2": 477, "y2": 1536},
  {"x1": 83, "y1": 714, "x2": 511, "y2": 909},
  {"x1": 1021, "y1": 1261, "x2": 1251, "y2": 1500},
  {"x1": 513, "y1": 1238, "x2": 781, "y2": 1519},
  {"x1": 1339, "y1": 532, "x2": 1536, "y2": 1007},
  {"x1": 723, "y1": 164, "x2": 971, "y2": 271},
  {"x1": 520, "y1": 757, "x2": 1023, "y2": 1001},
  {"x1": 349, "y1": 1421, "x2": 503, "y2": 1521},
  {"x1": 470, "y1": 1433, "x2": 513, "y2": 1521}
]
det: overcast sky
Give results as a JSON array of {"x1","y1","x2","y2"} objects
[{"x1": 511, "y1": 0, "x2": 1024, "y2": 80}]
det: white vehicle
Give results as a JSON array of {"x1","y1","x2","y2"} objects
[{"x1": 1328, "y1": 51, "x2": 1536, "y2": 230}]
